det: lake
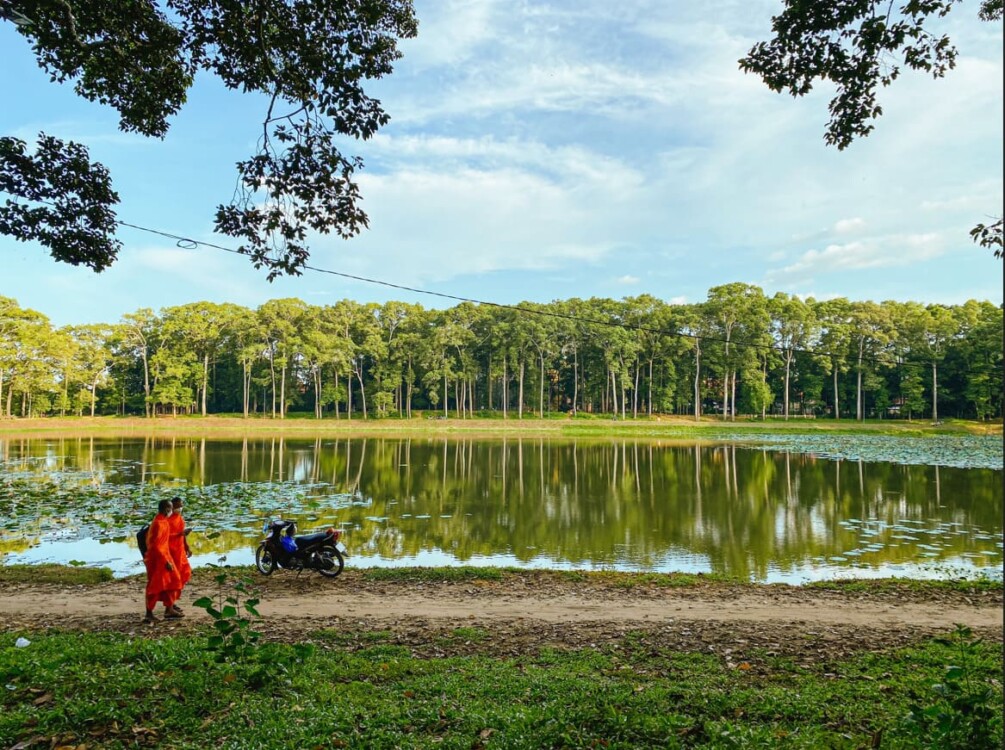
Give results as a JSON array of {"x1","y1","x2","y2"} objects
[{"x1": 1, "y1": 434, "x2": 1001, "y2": 582}]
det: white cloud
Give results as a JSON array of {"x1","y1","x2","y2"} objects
[
  {"x1": 768, "y1": 233, "x2": 947, "y2": 285},
  {"x1": 615, "y1": 274, "x2": 640, "y2": 284},
  {"x1": 400, "y1": 0, "x2": 499, "y2": 69},
  {"x1": 833, "y1": 218, "x2": 865, "y2": 234}
]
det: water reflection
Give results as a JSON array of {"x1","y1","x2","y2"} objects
[{"x1": 0, "y1": 436, "x2": 1001, "y2": 581}]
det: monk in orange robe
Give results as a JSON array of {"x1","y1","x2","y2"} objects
[
  {"x1": 168, "y1": 496, "x2": 193, "y2": 608},
  {"x1": 144, "y1": 498, "x2": 183, "y2": 622}
]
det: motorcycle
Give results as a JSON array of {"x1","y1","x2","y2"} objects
[{"x1": 255, "y1": 519, "x2": 346, "y2": 578}]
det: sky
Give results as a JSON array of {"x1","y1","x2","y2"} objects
[{"x1": 1, "y1": 0, "x2": 1002, "y2": 327}]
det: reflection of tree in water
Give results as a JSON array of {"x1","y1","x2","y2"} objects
[{"x1": 1, "y1": 436, "x2": 1002, "y2": 578}]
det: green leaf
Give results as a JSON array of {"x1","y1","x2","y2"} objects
[
  {"x1": 221, "y1": 605, "x2": 237, "y2": 618},
  {"x1": 944, "y1": 666, "x2": 964, "y2": 681},
  {"x1": 193, "y1": 597, "x2": 214, "y2": 608}
]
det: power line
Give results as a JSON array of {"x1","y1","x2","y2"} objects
[{"x1": 116, "y1": 217, "x2": 933, "y2": 372}]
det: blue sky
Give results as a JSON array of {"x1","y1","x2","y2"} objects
[{"x1": 1, "y1": 0, "x2": 1002, "y2": 327}]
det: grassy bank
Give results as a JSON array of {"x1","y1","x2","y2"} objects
[
  {"x1": 2, "y1": 564, "x2": 1001, "y2": 596},
  {"x1": 0, "y1": 414, "x2": 999, "y2": 438},
  {"x1": 0, "y1": 564, "x2": 114, "y2": 585},
  {"x1": 1, "y1": 626, "x2": 1000, "y2": 749}
]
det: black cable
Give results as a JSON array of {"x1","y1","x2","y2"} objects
[{"x1": 111, "y1": 217, "x2": 939, "y2": 373}]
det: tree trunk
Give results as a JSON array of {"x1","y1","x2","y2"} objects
[
  {"x1": 833, "y1": 362, "x2": 839, "y2": 419},
  {"x1": 406, "y1": 359, "x2": 413, "y2": 418},
  {"x1": 443, "y1": 368, "x2": 448, "y2": 418},
  {"x1": 269, "y1": 354, "x2": 277, "y2": 418},
  {"x1": 347, "y1": 370, "x2": 353, "y2": 420},
  {"x1": 315, "y1": 369, "x2": 322, "y2": 419},
  {"x1": 784, "y1": 351, "x2": 791, "y2": 420},
  {"x1": 502, "y1": 356, "x2": 508, "y2": 418},
  {"x1": 280, "y1": 364, "x2": 287, "y2": 419},
  {"x1": 487, "y1": 355, "x2": 492, "y2": 415},
  {"x1": 633, "y1": 362, "x2": 640, "y2": 419},
  {"x1": 647, "y1": 359, "x2": 653, "y2": 417},
  {"x1": 246, "y1": 361, "x2": 252, "y2": 417},
  {"x1": 693, "y1": 340, "x2": 701, "y2": 421},
  {"x1": 932, "y1": 361, "x2": 938, "y2": 422},
  {"x1": 539, "y1": 354, "x2": 545, "y2": 418},
  {"x1": 356, "y1": 364, "x2": 367, "y2": 419},
  {"x1": 762, "y1": 358, "x2": 768, "y2": 420},
  {"x1": 90, "y1": 377, "x2": 98, "y2": 417},
  {"x1": 856, "y1": 337, "x2": 866, "y2": 421},
  {"x1": 61, "y1": 365, "x2": 68, "y2": 417},
  {"x1": 722, "y1": 368, "x2": 729, "y2": 422},
  {"x1": 518, "y1": 360, "x2": 525, "y2": 419},
  {"x1": 730, "y1": 371, "x2": 737, "y2": 421},
  {"x1": 572, "y1": 349, "x2": 579, "y2": 414},
  {"x1": 141, "y1": 350, "x2": 151, "y2": 418}
]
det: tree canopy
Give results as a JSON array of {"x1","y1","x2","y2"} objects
[
  {"x1": 0, "y1": 0, "x2": 417, "y2": 276},
  {"x1": 1, "y1": 287, "x2": 1000, "y2": 422}
]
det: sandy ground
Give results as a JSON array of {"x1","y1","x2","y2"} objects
[{"x1": 2, "y1": 570, "x2": 1001, "y2": 666}]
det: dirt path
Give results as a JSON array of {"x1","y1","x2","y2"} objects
[{"x1": 2, "y1": 571, "x2": 1001, "y2": 665}]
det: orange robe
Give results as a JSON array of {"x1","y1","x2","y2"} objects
[
  {"x1": 144, "y1": 513, "x2": 181, "y2": 611},
  {"x1": 168, "y1": 512, "x2": 192, "y2": 588}
]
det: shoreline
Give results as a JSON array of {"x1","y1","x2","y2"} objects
[{"x1": 1, "y1": 414, "x2": 1000, "y2": 438}]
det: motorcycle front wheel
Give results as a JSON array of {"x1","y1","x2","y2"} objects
[
  {"x1": 318, "y1": 543, "x2": 344, "y2": 578},
  {"x1": 255, "y1": 542, "x2": 277, "y2": 575}
]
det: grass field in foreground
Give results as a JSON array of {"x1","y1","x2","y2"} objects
[{"x1": 1, "y1": 627, "x2": 1000, "y2": 750}]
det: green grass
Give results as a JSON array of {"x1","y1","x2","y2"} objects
[
  {"x1": 0, "y1": 564, "x2": 114, "y2": 585},
  {"x1": 806, "y1": 576, "x2": 1004, "y2": 595},
  {"x1": 1, "y1": 414, "x2": 998, "y2": 438},
  {"x1": 0, "y1": 629, "x2": 1000, "y2": 749},
  {"x1": 360, "y1": 566, "x2": 508, "y2": 583}
]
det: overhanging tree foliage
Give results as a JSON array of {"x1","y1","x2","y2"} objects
[
  {"x1": 0, "y1": 0, "x2": 417, "y2": 277},
  {"x1": 741, "y1": 0, "x2": 1004, "y2": 257}
]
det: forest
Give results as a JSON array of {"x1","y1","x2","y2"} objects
[{"x1": 1, "y1": 283, "x2": 1001, "y2": 421}]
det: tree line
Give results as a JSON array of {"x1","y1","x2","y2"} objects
[{"x1": 1, "y1": 283, "x2": 1001, "y2": 421}]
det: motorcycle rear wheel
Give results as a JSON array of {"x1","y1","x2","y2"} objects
[
  {"x1": 255, "y1": 542, "x2": 276, "y2": 575},
  {"x1": 318, "y1": 543, "x2": 344, "y2": 578}
]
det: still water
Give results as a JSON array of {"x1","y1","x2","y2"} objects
[{"x1": 1, "y1": 435, "x2": 1001, "y2": 582}]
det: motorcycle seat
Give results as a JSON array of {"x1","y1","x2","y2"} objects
[{"x1": 294, "y1": 531, "x2": 330, "y2": 547}]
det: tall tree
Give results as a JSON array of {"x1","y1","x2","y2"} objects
[
  {"x1": 909, "y1": 303, "x2": 959, "y2": 422},
  {"x1": 849, "y1": 301, "x2": 893, "y2": 420},
  {"x1": 705, "y1": 283, "x2": 769, "y2": 421},
  {"x1": 769, "y1": 293, "x2": 818, "y2": 420},
  {"x1": 815, "y1": 298, "x2": 854, "y2": 419},
  {"x1": 119, "y1": 308, "x2": 159, "y2": 417},
  {"x1": 66, "y1": 323, "x2": 112, "y2": 416}
]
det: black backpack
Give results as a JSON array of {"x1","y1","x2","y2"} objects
[{"x1": 137, "y1": 524, "x2": 150, "y2": 558}]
